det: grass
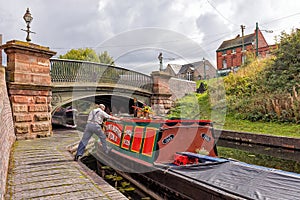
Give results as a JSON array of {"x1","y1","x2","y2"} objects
[{"x1": 218, "y1": 115, "x2": 300, "y2": 138}]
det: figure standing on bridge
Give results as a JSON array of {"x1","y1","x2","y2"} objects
[{"x1": 74, "y1": 104, "x2": 120, "y2": 161}]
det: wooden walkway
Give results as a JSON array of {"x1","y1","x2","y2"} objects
[{"x1": 5, "y1": 128, "x2": 128, "y2": 200}]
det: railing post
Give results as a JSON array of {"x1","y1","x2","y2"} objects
[{"x1": 2, "y1": 40, "x2": 56, "y2": 139}]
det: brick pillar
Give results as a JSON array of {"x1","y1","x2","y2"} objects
[
  {"x1": 150, "y1": 71, "x2": 173, "y2": 116},
  {"x1": 1, "y1": 40, "x2": 56, "y2": 139},
  {"x1": 0, "y1": 34, "x2": 2, "y2": 65}
]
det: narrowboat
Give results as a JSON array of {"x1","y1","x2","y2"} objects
[{"x1": 93, "y1": 118, "x2": 300, "y2": 200}]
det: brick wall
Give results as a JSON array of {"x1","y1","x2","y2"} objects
[
  {"x1": 151, "y1": 71, "x2": 172, "y2": 115},
  {"x1": 2, "y1": 40, "x2": 56, "y2": 139},
  {"x1": 150, "y1": 72, "x2": 196, "y2": 116},
  {"x1": 0, "y1": 34, "x2": 2, "y2": 65},
  {"x1": 0, "y1": 66, "x2": 15, "y2": 200}
]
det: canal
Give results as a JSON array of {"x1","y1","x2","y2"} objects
[
  {"x1": 80, "y1": 138, "x2": 300, "y2": 199},
  {"x1": 53, "y1": 125, "x2": 300, "y2": 199},
  {"x1": 217, "y1": 139, "x2": 300, "y2": 174}
]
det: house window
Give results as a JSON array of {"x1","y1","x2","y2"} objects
[
  {"x1": 242, "y1": 55, "x2": 246, "y2": 64},
  {"x1": 232, "y1": 49, "x2": 236, "y2": 54},
  {"x1": 222, "y1": 50, "x2": 227, "y2": 55},
  {"x1": 222, "y1": 60, "x2": 227, "y2": 69},
  {"x1": 187, "y1": 71, "x2": 193, "y2": 81}
]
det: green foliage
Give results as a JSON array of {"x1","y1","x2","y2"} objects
[
  {"x1": 168, "y1": 92, "x2": 211, "y2": 119},
  {"x1": 263, "y1": 29, "x2": 300, "y2": 93},
  {"x1": 223, "y1": 29, "x2": 300, "y2": 123},
  {"x1": 59, "y1": 48, "x2": 100, "y2": 62},
  {"x1": 169, "y1": 29, "x2": 300, "y2": 126},
  {"x1": 223, "y1": 115, "x2": 300, "y2": 138},
  {"x1": 99, "y1": 51, "x2": 115, "y2": 65},
  {"x1": 59, "y1": 48, "x2": 115, "y2": 65}
]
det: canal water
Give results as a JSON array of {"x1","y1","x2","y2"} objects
[{"x1": 217, "y1": 139, "x2": 300, "y2": 174}]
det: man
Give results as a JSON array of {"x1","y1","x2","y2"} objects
[
  {"x1": 74, "y1": 104, "x2": 120, "y2": 161},
  {"x1": 132, "y1": 97, "x2": 139, "y2": 117}
]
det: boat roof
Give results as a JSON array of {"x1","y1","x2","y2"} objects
[
  {"x1": 116, "y1": 118, "x2": 212, "y2": 124},
  {"x1": 167, "y1": 153, "x2": 300, "y2": 200}
]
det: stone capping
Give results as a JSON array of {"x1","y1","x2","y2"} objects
[
  {"x1": 1, "y1": 40, "x2": 56, "y2": 57},
  {"x1": 218, "y1": 129, "x2": 300, "y2": 150},
  {"x1": 151, "y1": 70, "x2": 172, "y2": 78},
  {"x1": 8, "y1": 82, "x2": 52, "y2": 90}
]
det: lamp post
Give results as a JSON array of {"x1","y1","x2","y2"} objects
[
  {"x1": 158, "y1": 52, "x2": 163, "y2": 71},
  {"x1": 21, "y1": 8, "x2": 35, "y2": 42},
  {"x1": 157, "y1": 52, "x2": 175, "y2": 71},
  {"x1": 203, "y1": 57, "x2": 206, "y2": 80}
]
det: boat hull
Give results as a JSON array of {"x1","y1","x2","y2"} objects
[{"x1": 103, "y1": 118, "x2": 217, "y2": 169}]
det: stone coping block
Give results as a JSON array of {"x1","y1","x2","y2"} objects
[{"x1": 218, "y1": 129, "x2": 300, "y2": 150}]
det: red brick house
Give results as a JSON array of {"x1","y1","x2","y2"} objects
[{"x1": 216, "y1": 27, "x2": 274, "y2": 76}]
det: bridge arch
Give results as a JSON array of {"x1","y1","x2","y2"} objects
[{"x1": 51, "y1": 58, "x2": 153, "y2": 113}]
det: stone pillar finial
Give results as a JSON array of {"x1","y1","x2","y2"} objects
[{"x1": 1, "y1": 40, "x2": 56, "y2": 139}]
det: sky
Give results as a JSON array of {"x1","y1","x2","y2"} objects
[{"x1": 1, "y1": 0, "x2": 300, "y2": 74}]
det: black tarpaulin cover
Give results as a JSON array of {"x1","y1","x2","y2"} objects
[{"x1": 168, "y1": 153, "x2": 300, "y2": 200}]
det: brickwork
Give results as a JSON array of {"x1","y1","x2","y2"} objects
[
  {"x1": 2, "y1": 40, "x2": 56, "y2": 139},
  {"x1": 150, "y1": 72, "x2": 197, "y2": 115},
  {"x1": 0, "y1": 34, "x2": 2, "y2": 65},
  {"x1": 216, "y1": 29, "x2": 272, "y2": 70},
  {"x1": 150, "y1": 71, "x2": 172, "y2": 115},
  {"x1": 0, "y1": 66, "x2": 15, "y2": 200}
]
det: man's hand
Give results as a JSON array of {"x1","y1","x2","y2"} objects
[{"x1": 112, "y1": 116, "x2": 121, "y2": 121}]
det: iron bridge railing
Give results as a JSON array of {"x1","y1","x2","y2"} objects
[{"x1": 50, "y1": 58, "x2": 153, "y2": 93}]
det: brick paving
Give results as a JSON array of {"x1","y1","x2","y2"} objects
[{"x1": 5, "y1": 128, "x2": 128, "y2": 200}]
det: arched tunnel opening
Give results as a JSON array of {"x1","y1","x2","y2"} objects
[{"x1": 52, "y1": 95, "x2": 145, "y2": 128}]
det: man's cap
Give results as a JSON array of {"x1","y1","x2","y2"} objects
[{"x1": 99, "y1": 104, "x2": 105, "y2": 109}]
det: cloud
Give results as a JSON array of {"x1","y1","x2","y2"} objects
[{"x1": 1, "y1": 0, "x2": 300, "y2": 73}]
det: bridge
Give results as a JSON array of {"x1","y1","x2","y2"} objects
[
  {"x1": 1, "y1": 40, "x2": 195, "y2": 140},
  {"x1": 0, "y1": 40, "x2": 196, "y2": 198},
  {"x1": 50, "y1": 58, "x2": 153, "y2": 114}
]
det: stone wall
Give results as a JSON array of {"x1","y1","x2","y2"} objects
[
  {"x1": 169, "y1": 77, "x2": 196, "y2": 101},
  {"x1": 0, "y1": 66, "x2": 15, "y2": 200}
]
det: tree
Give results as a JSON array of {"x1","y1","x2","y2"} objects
[
  {"x1": 99, "y1": 51, "x2": 115, "y2": 65},
  {"x1": 59, "y1": 48, "x2": 100, "y2": 63},
  {"x1": 59, "y1": 48, "x2": 115, "y2": 65},
  {"x1": 262, "y1": 29, "x2": 300, "y2": 93}
]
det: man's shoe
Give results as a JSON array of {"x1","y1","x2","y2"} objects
[{"x1": 74, "y1": 155, "x2": 81, "y2": 161}]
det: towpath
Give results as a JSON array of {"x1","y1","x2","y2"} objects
[{"x1": 5, "y1": 128, "x2": 128, "y2": 200}]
